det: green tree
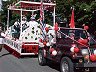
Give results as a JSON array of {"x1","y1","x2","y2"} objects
[
  {"x1": 1, "y1": 0, "x2": 96, "y2": 34},
  {"x1": 56, "y1": 0, "x2": 96, "y2": 34}
]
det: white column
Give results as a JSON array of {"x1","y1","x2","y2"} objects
[{"x1": 20, "y1": 9, "x2": 22, "y2": 34}]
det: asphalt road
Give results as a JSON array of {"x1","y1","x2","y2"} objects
[{"x1": 0, "y1": 48, "x2": 59, "y2": 72}]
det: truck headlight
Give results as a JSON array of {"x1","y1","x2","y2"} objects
[
  {"x1": 81, "y1": 49, "x2": 89, "y2": 55},
  {"x1": 94, "y1": 49, "x2": 96, "y2": 55}
]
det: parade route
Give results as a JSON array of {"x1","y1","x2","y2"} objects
[{"x1": 0, "y1": 48, "x2": 59, "y2": 72}]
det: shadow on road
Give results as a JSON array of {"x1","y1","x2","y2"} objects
[
  {"x1": 20, "y1": 55, "x2": 38, "y2": 59},
  {"x1": 46, "y1": 61, "x2": 90, "y2": 72},
  {"x1": 0, "y1": 53, "x2": 11, "y2": 58},
  {"x1": 47, "y1": 61, "x2": 60, "y2": 72}
]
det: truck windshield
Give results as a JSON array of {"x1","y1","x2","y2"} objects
[{"x1": 60, "y1": 29, "x2": 88, "y2": 39}]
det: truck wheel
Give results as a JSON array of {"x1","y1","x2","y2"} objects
[
  {"x1": 60, "y1": 57, "x2": 74, "y2": 72},
  {"x1": 38, "y1": 50, "x2": 46, "y2": 66}
]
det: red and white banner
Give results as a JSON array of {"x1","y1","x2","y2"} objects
[{"x1": 40, "y1": 0, "x2": 46, "y2": 38}]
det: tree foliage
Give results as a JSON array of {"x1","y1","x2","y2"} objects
[
  {"x1": 56, "y1": 0, "x2": 96, "y2": 34},
  {"x1": 1, "y1": 0, "x2": 96, "y2": 34}
]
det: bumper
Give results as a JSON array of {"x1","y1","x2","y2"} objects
[{"x1": 75, "y1": 62, "x2": 96, "y2": 67}]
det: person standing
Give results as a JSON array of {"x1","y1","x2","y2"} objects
[
  {"x1": 28, "y1": 15, "x2": 38, "y2": 27},
  {"x1": 13, "y1": 19, "x2": 20, "y2": 39},
  {"x1": 21, "y1": 16, "x2": 29, "y2": 31}
]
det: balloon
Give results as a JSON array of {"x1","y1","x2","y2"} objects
[
  {"x1": 52, "y1": 50, "x2": 57, "y2": 56},
  {"x1": 84, "y1": 26, "x2": 89, "y2": 30},
  {"x1": 39, "y1": 38, "x2": 42, "y2": 42},
  {"x1": 49, "y1": 48, "x2": 54, "y2": 53},
  {"x1": 74, "y1": 47, "x2": 79, "y2": 53},
  {"x1": 43, "y1": 41, "x2": 47, "y2": 46},
  {"x1": 45, "y1": 27, "x2": 49, "y2": 32},
  {"x1": 90, "y1": 54, "x2": 96, "y2": 62},
  {"x1": 54, "y1": 23, "x2": 59, "y2": 31},
  {"x1": 78, "y1": 38, "x2": 88, "y2": 44},
  {"x1": 54, "y1": 27, "x2": 59, "y2": 31},
  {"x1": 70, "y1": 47, "x2": 75, "y2": 52}
]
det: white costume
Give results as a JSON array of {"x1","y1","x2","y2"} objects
[
  {"x1": 28, "y1": 16, "x2": 38, "y2": 27},
  {"x1": 28, "y1": 21, "x2": 38, "y2": 27},
  {"x1": 21, "y1": 20, "x2": 29, "y2": 27},
  {"x1": 14, "y1": 20, "x2": 20, "y2": 27}
]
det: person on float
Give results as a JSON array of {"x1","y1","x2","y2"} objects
[
  {"x1": 13, "y1": 19, "x2": 20, "y2": 38},
  {"x1": 28, "y1": 15, "x2": 39, "y2": 27},
  {"x1": 14, "y1": 19, "x2": 20, "y2": 32},
  {"x1": 21, "y1": 16, "x2": 29, "y2": 31},
  {"x1": 82, "y1": 24, "x2": 90, "y2": 40}
]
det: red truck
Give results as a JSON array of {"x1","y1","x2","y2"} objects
[{"x1": 38, "y1": 9, "x2": 96, "y2": 72}]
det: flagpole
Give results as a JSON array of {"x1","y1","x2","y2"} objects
[{"x1": 7, "y1": 9, "x2": 9, "y2": 30}]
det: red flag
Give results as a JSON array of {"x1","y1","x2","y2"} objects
[{"x1": 70, "y1": 9, "x2": 75, "y2": 28}]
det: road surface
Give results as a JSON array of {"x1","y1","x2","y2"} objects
[{"x1": 0, "y1": 48, "x2": 59, "y2": 72}]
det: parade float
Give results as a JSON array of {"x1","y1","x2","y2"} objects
[{"x1": 2, "y1": 0, "x2": 56, "y2": 57}]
